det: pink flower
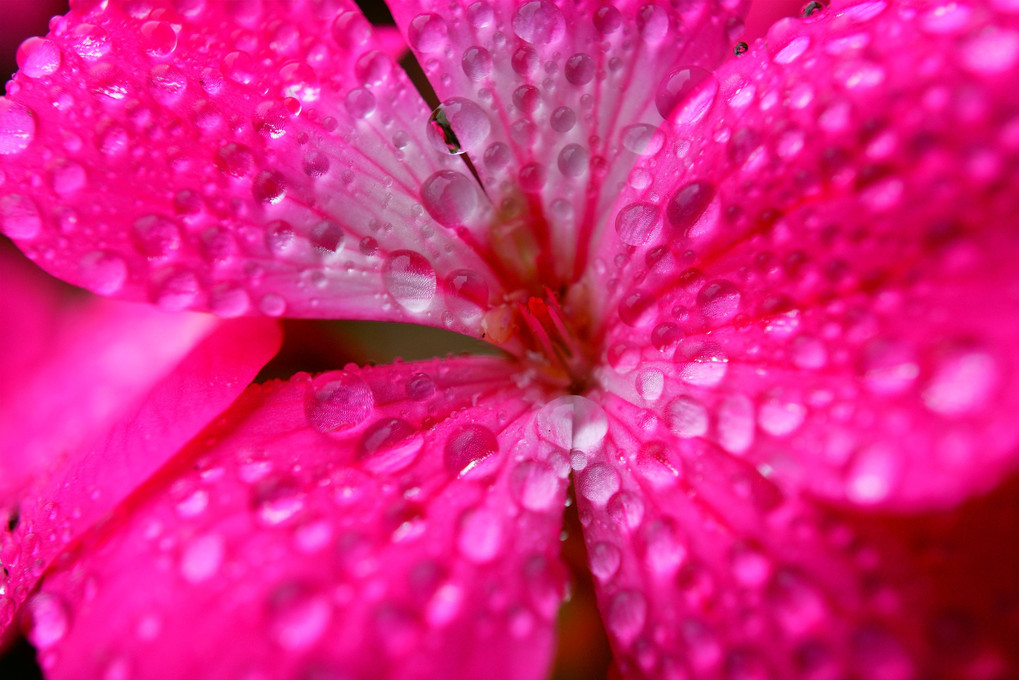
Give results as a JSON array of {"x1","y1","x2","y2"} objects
[{"x1": 2, "y1": 0, "x2": 1019, "y2": 678}]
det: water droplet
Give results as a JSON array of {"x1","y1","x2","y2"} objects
[
  {"x1": 444, "y1": 424, "x2": 500, "y2": 479},
  {"x1": 578, "y1": 463, "x2": 621, "y2": 505},
  {"x1": 0, "y1": 98, "x2": 36, "y2": 155},
  {"x1": 78, "y1": 252, "x2": 128, "y2": 295},
  {"x1": 382, "y1": 250, "x2": 437, "y2": 313},
  {"x1": 405, "y1": 372, "x2": 436, "y2": 401},
  {"x1": 512, "y1": 1, "x2": 565, "y2": 44},
  {"x1": 766, "y1": 18, "x2": 811, "y2": 64},
  {"x1": 304, "y1": 372, "x2": 374, "y2": 433},
  {"x1": 802, "y1": 0, "x2": 826, "y2": 16},
  {"x1": 253, "y1": 170, "x2": 287, "y2": 204},
  {"x1": 733, "y1": 41, "x2": 749, "y2": 56},
  {"x1": 677, "y1": 342, "x2": 729, "y2": 387},
  {"x1": 639, "y1": 518, "x2": 685, "y2": 575},
  {"x1": 635, "y1": 368, "x2": 665, "y2": 401},
  {"x1": 344, "y1": 88, "x2": 376, "y2": 120},
  {"x1": 141, "y1": 20, "x2": 177, "y2": 57},
  {"x1": 758, "y1": 394, "x2": 806, "y2": 436},
  {"x1": 923, "y1": 344, "x2": 1000, "y2": 415},
  {"x1": 69, "y1": 23, "x2": 110, "y2": 61},
  {"x1": 557, "y1": 143, "x2": 589, "y2": 177},
  {"x1": 858, "y1": 339, "x2": 919, "y2": 395},
  {"x1": 607, "y1": 590, "x2": 647, "y2": 645},
  {"x1": 266, "y1": 582, "x2": 331, "y2": 651},
  {"x1": 614, "y1": 203, "x2": 661, "y2": 246},
  {"x1": 730, "y1": 545, "x2": 772, "y2": 588},
  {"x1": 655, "y1": 67, "x2": 717, "y2": 122},
  {"x1": 132, "y1": 214, "x2": 181, "y2": 260},
  {"x1": 550, "y1": 106, "x2": 577, "y2": 133},
  {"x1": 421, "y1": 170, "x2": 480, "y2": 228},
  {"x1": 332, "y1": 11, "x2": 371, "y2": 48},
  {"x1": 16, "y1": 37, "x2": 61, "y2": 78},
  {"x1": 846, "y1": 444, "x2": 901, "y2": 504},
  {"x1": 180, "y1": 534, "x2": 225, "y2": 583},
  {"x1": 427, "y1": 98, "x2": 491, "y2": 154},
  {"x1": 717, "y1": 395, "x2": 755, "y2": 454},
  {"x1": 461, "y1": 46, "x2": 493, "y2": 80},
  {"x1": 536, "y1": 396, "x2": 609, "y2": 451},
  {"x1": 0, "y1": 193, "x2": 42, "y2": 239},
  {"x1": 148, "y1": 64, "x2": 187, "y2": 106},
  {"x1": 24, "y1": 593, "x2": 69, "y2": 649},
  {"x1": 253, "y1": 476, "x2": 305, "y2": 526},
  {"x1": 589, "y1": 542, "x2": 621, "y2": 581},
  {"x1": 620, "y1": 124, "x2": 665, "y2": 156},
  {"x1": 619, "y1": 289, "x2": 657, "y2": 327},
  {"x1": 608, "y1": 491, "x2": 644, "y2": 530},
  {"x1": 444, "y1": 269, "x2": 489, "y2": 323},
  {"x1": 666, "y1": 396, "x2": 709, "y2": 438},
  {"x1": 667, "y1": 180, "x2": 716, "y2": 237},
  {"x1": 697, "y1": 280, "x2": 741, "y2": 321},
  {"x1": 457, "y1": 507, "x2": 503, "y2": 563},
  {"x1": 565, "y1": 53, "x2": 595, "y2": 86},
  {"x1": 510, "y1": 461, "x2": 559, "y2": 511},
  {"x1": 408, "y1": 13, "x2": 448, "y2": 52},
  {"x1": 767, "y1": 568, "x2": 825, "y2": 635},
  {"x1": 358, "y1": 418, "x2": 424, "y2": 474}
]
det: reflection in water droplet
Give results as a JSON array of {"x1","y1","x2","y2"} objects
[
  {"x1": 607, "y1": 590, "x2": 646, "y2": 645},
  {"x1": 266, "y1": 582, "x2": 331, "y2": 651},
  {"x1": 304, "y1": 372, "x2": 374, "y2": 433},
  {"x1": 382, "y1": 250, "x2": 437, "y2": 313},
  {"x1": 444, "y1": 424, "x2": 500, "y2": 479},
  {"x1": 358, "y1": 418, "x2": 424, "y2": 474},
  {"x1": 536, "y1": 396, "x2": 609, "y2": 451}
]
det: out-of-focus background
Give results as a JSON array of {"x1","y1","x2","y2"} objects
[{"x1": 0, "y1": 0, "x2": 803, "y2": 677}]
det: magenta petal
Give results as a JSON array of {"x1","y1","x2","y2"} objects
[
  {"x1": 578, "y1": 392, "x2": 1019, "y2": 680},
  {"x1": 388, "y1": 0, "x2": 747, "y2": 285},
  {"x1": 0, "y1": 304, "x2": 280, "y2": 632},
  {"x1": 2, "y1": 0, "x2": 503, "y2": 334},
  {"x1": 595, "y1": 0, "x2": 1019, "y2": 509},
  {"x1": 24, "y1": 357, "x2": 568, "y2": 680}
]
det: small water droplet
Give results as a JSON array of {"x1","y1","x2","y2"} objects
[
  {"x1": 0, "y1": 98, "x2": 36, "y2": 155},
  {"x1": 24, "y1": 593, "x2": 69, "y2": 649},
  {"x1": 578, "y1": 463, "x2": 621, "y2": 505},
  {"x1": 253, "y1": 475, "x2": 305, "y2": 526},
  {"x1": 179, "y1": 534, "x2": 225, "y2": 584},
  {"x1": 462, "y1": 45, "x2": 493, "y2": 80},
  {"x1": 697, "y1": 279, "x2": 741, "y2": 322},
  {"x1": 427, "y1": 98, "x2": 490, "y2": 154},
  {"x1": 655, "y1": 67, "x2": 717, "y2": 122},
  {"x1": 512, "y1": 1, "x2": 565, "y2": 44},
  {"x1": 510, "y1": 461, "x2": 559, "y2": 511},
  {"x1": 141, "y1": 20, "x2": 177, "y2": 57},
  {"x1": 607, "y1": 590, "x2": 646, "y2": 645},
  {"x1": 557, "y1": 143, "x2": 589, "y2": 177},
  {"x1": 614, "y1": 203, "x2": 661, "y2": 246},
  {"x1": 667, "y1": 180, "x2": 716, "y2": 237},
  {"x1": 408, "y1": 13, "x2": 448, "y2": 52},
  {"x1": 589, "y1": 542, "x2": 621, "y2": 581}
]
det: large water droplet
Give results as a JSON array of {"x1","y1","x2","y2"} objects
[
  {"x1": 382, "y1": 250, "x2": 437, "y2": 313},
  {"x1": 510, "y1": 460, "x2": 559, "y2": 511},
  {"x1": 358, "y1": 418, "x2": 424, "y2": 474},
  {"x1": 589, "y1": 542, "x2": 621, "y2": 582},
  {"x1": 536, "y1": 396, "x2": 609, "y2": 451},
  {"x1": 0, "y1": 98, "x2": 36, "y2": 155},
  {"x1": 677, "y1": 342, "x2": 729, "y2": 387},
  {"x1": 655, "y1": 67, "x2": 717, "y2": 122},
  {"x1": 457, "y1": 507, "x2": 503, "y2": 563},
  {"x1": 16, "y1": 37, "x2": 61, "y2": 78},
  {"x1": 697, "y1": 279, "x2": 741, "y2": 321},
  {"x1": 444, "y1": 424, "x2": 500, "y2": 479},
  {"x1": 253, "y1": 475, "x2": 305, "y2": 526},
  {"x1": 666, "y1": 396, "x2": 709, "y2": 438},
  {"x1": 557, "y1": 143, "x2": 589, "y2": 177},
  {"x1": 427, "y1": 98, "x2": 491, "y2": 154},
  {"x1": 266, "y1": 582, "x2": 331, "y2": 651},
  {"x1": 462, "y1": 45, "x2": 493, "y2": 80},
  {"x1": 141, "y1": 20, "x2": 178, "y2": 57},
  {"x1": 607, "y1": 590, "x2": 647, "y2": 645},
  {"x1": 512, "y1": 1, "x2": 566, "y2": 44},
  {"x1": 0, "y1": 193, "x2": 42, "y2": 239},
  {"x1": 845, "y1": 444, "x2": 901, "y2": 504},
  {"x1": 421, "y1": 170, "x2": 480, "y2": 227},
  {"x1": 304, "y1": 372, "x2": 374, "y2": 433},
  {"x1": 24, "y1": 593, "x2": 69, "y2": 649},
  {"x1": 922, "y1": 343, "x2": 999, "y2": 415},
  {"x1": 578, "y1": 463, "x2": 621, "y2": 505},
  {"x1": 667, "y1": 180, "x2": 716, "y2": 237},
  {"x1": 179, "y1": 533, "x2": 225, "y2": 583},
  {"x1": 614, "y1": 203, "x2": 661, "y2": 246},
  {"x1": 408, "y1": 13, "x2": 448, "y2": 52}
]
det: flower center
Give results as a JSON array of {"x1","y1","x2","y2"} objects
[{"x1": 499, "y1": 288, "x2": 596, "y2": 394}]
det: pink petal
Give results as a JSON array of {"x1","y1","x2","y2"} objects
[
  {"x1": 22, "y1": 357, "x2": 569, "y2": 680},
  {"x1": 388, "y1": 0, "x2": 748, "y2": 285},
  {"x1": 0, "y1": 302, "x2": 280, "y2": 632},
  {"x1": 578, "y1": 391, "x2": 1019, "y2": 680},
  {"x1": 1, "y1": 0, "x2": 505, "y2": 336},
  {"x1": 594, "y1": 0, "x2": 1019, "y2": 509}
]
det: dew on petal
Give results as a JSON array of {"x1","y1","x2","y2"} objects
[
  {"x1": 304, "y1": 372, "x2": 374, "y2": 433},
  {"x1": 550, "y1": 106, "x2": 576, "y2": 133},
  {"x1": 846, "y1": 444, "x2": 901, "y2": 504},
  {"x1": 78, "y1": 252, "x2": 128, "y2": 295},
  {"x1": 457, "y1": 507, "x2": 503, "y2": 563},
  {"x1": 24, "y1": 593, "x2": 69, "y2": 650},
  {"x1": 382, "y1": 250, "x2": 437, "y2": 313},
  {"x1": 179, "y1": 534, "x2": 225, "y2": 584},
  {"x1": 615, "y1": 203, "x2": 661, "y2": 246},
  {"x1": 253, "y1": 475, "x2": 305, "y2": 526},
  {"x1": 409, "y1": 13, "x2": 448, "y2": 52},
  {"x1": 677, "y1": 342, "x2": 729, "y2": 387},
  {"x1": 620, "y1": 124, "x2": 665, "y2": 156},
  {"x1": 427, "y1": 98, "x2": 491, "y2": 154},
  {"x1": 536, "y1": 396, "x2": 609, "y2": 451},
  {"x1": 16, "y1": 37, "x2": 61, "y2": 78},
  {"x1": 607, "y1": 590, "x2": 647, "y2": 645},
  {"x1": 421, "y1": 170, "x2": 480, "y2": 227},
  {"x1": 667, "y1": 180, "x2": 717, "y2": 237},
  {"x1": 358, "y1": 418, "x2": 424, "y2": 474},
  {"x1": 462, "y1": 46, "x2": 493, "y2": 80},
  {"x1": 578, "y1": 463, "x2": 621, "y2": 505},
  {"x1": 512, "y1": 1, "x2": 565, "y2": 44},
  {"x1": 922, "y1": 344, "x2": 999, "y2": 415},
  {"x1": 0, "y1": 98, "x2": 36, "y2": 155},
  {"x1": 696, "y1": 279, "x2": 741, "y2": 321},
  {"x1": 0, "y1": 193, "x2": 42, "y2": 239},
  {"x1": 444, "y1": 424, "x2": 500, "y2": 479},
  {"x1": 266, "y1": 582, "x2": 331, "y2": 651},
  {"x1": 557, "y1": 143, "x2": 589, "y2": 177},
  {"x1": 141, "y1": 20, "x2": 178, "y2": 57},
  {"x1": 444, "y1": 269, "x2": 489, "y2": 323},
  {"x1": 665, "y1": 395, "x2": 709, "y2": 438},
  {"x1": 655, "y1": 67, "x2": 717, "y2": 123},
  {"x1": 589, "y1": 542, "x2": 622, "y2": 582},
  {"x1": 510, "y1": 461, "x2": 559, "y2": 511}
]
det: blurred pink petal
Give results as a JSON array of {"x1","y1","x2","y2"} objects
[
  {"x1": 0, "y1": 246, "x2": 281, "y2": 630},
  {"x1": 26, "y1": 358, "x2": 567, "y2": 680}
]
